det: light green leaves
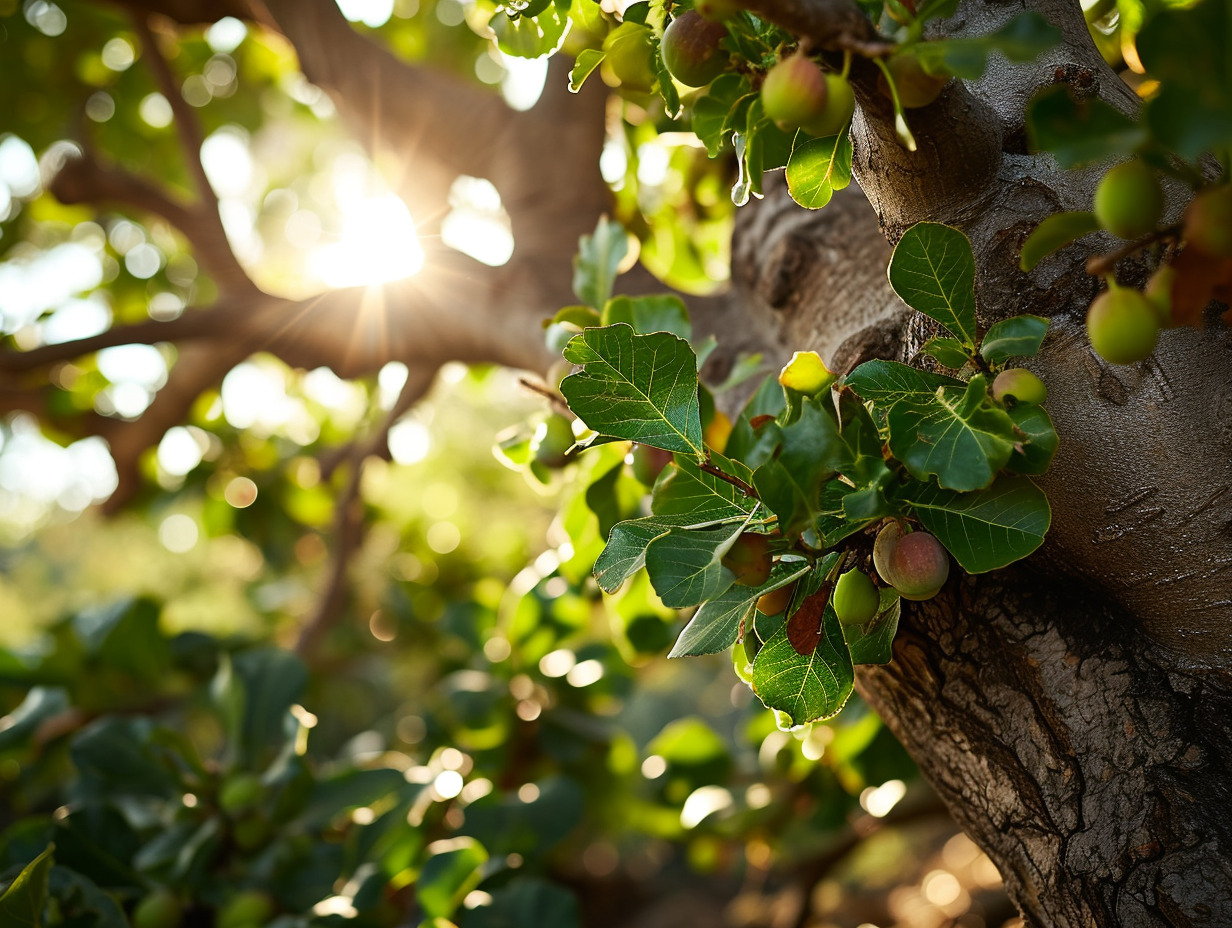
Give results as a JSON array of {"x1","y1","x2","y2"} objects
[
  {"x1": 785, "y1": 132, "x2": 853, "y2": 210},
  {"x1": 569, "y1": 49, "x2": 605, "y2": 92},
  {"x1": 573, "y1": 218, "x2": 627, "y2": 309},
  {"x1": 0, "y1": 845, "x2": 53, "y2": 928},
  {"x1": 887, "y1": 222, "x2": 979, "y2": 350},
  {"x1": 561, "y1": 324, "x2": 704, "y2": 455},
  {"x1": 900, "y1": 475, "x2": 1051, "y2": 573},
  {"x1": 1019, "y1": 211, "x2": 1100, "y2": 271},
  {"x1": 601, "y1": 294, "x2": 691, "y2": 340},
  {"x1": 417, "y1": 837, "x2": 489, "y2": 920}
]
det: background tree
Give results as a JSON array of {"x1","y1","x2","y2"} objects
[{"x1": 0, "y1": 0, "x2": 1228, "y2": 926}]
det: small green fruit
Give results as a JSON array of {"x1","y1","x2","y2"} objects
[
  {"x1": 761, "y1": 53, "x2": 828, "y2": 131},
  {"x1": 1093, "y1": 160, "x2": 1162, "y2": 240},
  {"x1": 219, "y1": 772, "x2": 264, "y2": 814},
  {"x1": 756, "y1": 582, "x2": 796, "y2": 616},
  {"x1": 1086, "y1": 285, "x2": 1160, "y2": 365},
  {"x1": 661, "y1": 11, "x2": 729, "y2": 87},
  {"x1": 1183, "y1": 185, "x2": 1232, "y2": 258},
  {"x1": 804, "y1": 73, "x2": 855, "y2": 137},
  {"x1": 629, "y1": 443, "x2": 673, "y2": 485},
  {"x1": 991, "y1": 368, "x2": 1046, "y2": 405},
  {"x1": 722, "y1": 533, "x2": 772, "y2": 587},
  {"x1": 531, "y1": 413, "x2": 574, "y2": 468},
  {"x1": 1143, "y1": 264, "x2": 1175, "y2": 327},
  {"x1": 217, "y1": 890, "x2": 274, "y2": 928},
  {"x1": 878, "y1": 54, "x2": 948, "y2": 109},
  {"x1": 832, "y1": 570, "x2": 879, "y2": 626},
  {"x1": 133, "y1": 890, "x2": 182, "y2": 928}
]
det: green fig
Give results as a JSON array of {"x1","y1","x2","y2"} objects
[
  {"x1": 761, "y1": 53, "x2": 828, "y2": 131},
  {"x1": 1086, "y1": 284, "x2": 1160, "y2": 365},
  {"x1": 991, "y1": 368, "x2": 1046, "y2": 405},
  {"x1": 832, "y1": 569, "x2": 879, "y2": 625},
  {"x1": 1094, "y1": 160, "x2": 1162, "y2": 240}
]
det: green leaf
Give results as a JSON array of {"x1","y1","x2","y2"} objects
[
  {"x1": 561, "y1": 324, "x2": 704, "y2": 455},
  {"x1": 1025, "y1": 84, "x2": 1146, "y2": 168},
  {"x1": 492, "y1": 4, "x2": 569, "y2": 58},
  {"x1": 692, "y1": 75, "x2": 751, "y2": 157},
  {"x1": 980, "y1": 314, "x2": 1048, "y2": 364},
  {"x1": 900, "y1": 474, "x2": 1051, "y2": 572},
  {"x1": 644, "y1": 523, "x2": 746, "y2": 608},
  {"x1": 751, "y1": 591, "x2": 854, "y2": 727},
  {"x1": 919, "y1": 337, "x2": 972, "y2": 368},
  {"x1": 0, "y1": 845, "x2": 53, "y2": 928},
  {"x1": 594, "y1": 515, "x2": 697, "y2": 593},
  {"x1": 569, "y1": 49, "x2": 605, "y2": 92},
  {"x1": 886, "y1": 374, "x2": 1018, "y2": 491},
  {"x1": 417, "y1": 837, "x2": 489, "y2": 919},
  {"x1": 1006, "y1": 403, "x2": 1059, "y2": 475},
  {"x1": 600, "y1": 293, "x2": 691, "y2": 339},
  {"x1": 914, "y1": 13, "x2": 1060, "y2": 80},
  {"x1": 573, "y1": 218, "x2": 628, "y2": 308},
  {"x1": 651, "y1": 453, "x2": 757, "y2": 521},
  {"x1": 1019, "y1": 211, "x2": 1100, "y2": 271},
  {"x1": 842, "y1": 588, "x2": 900, "y2": 665},
  {"x1": 784, "y1": 131, "x2": 853, "y2": 210},
  {"x1": 754, "y1": 401, "x2": 842, "y2": 535},
  {"x1": 887, "y1": 223, "x2": 979, "y2": 349},
  {"x1": 233, "y1": 647, "x2": 308, "y2": 764},
  {"x1": 668, "y1": 562, "x2": 811, "y2": 657},
  {"x1": 650, "y1": 37, "x2": 683, "y2": 119},
  {"x1": 844, "y1": 359, "x2": 965, "y2": 405},
  {"x1": 813, "y1": 479, "x2": 879, "y2": 547}
]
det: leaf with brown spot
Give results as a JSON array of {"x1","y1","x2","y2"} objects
[{"x1": 786, "y1": 586, "x2": 830, "y2": 655}]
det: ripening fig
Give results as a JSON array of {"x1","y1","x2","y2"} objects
[
  {"x1": 1093, "y1": 160, "x2": 1162, "y2": 240},
  {"x1": 1183, "y1": 185, "x2": 1232, "y2": 258},
  {"x1": 1144, "y1": 264, "x2": 1175, "y2": 327},
  {"x1": 991, "y1": 368, "x2": 1046, "y2": 405},
  {"x1": 661, "y1": 11, "x2": 729, "y2": 87},
  {"x1": 804, "y1": 73, "x2": 855, "y2": 137},
  {"x1": 756, "y1": 581, "x2": 796, "y2": 616},
  {"x1": 133, "y1": 890, "x2": 182, "y2": 928},
  {"x1": 217, "y1": 891, "x2": 274, "y2": 928},
  {"x1": 878, "y1": 54, "x2": 948, "y2": 109},
  {"x1": 832, "y1": 569, "x2": 879, "y2": 625},
  {"x1": 722, "y1": 532, "x2": 772, "y2": 587},
  {"x1": 873, "y1": 522, "x2": 949, "y2": 601},
  {"x1": 629, "y1": 443, "x2": 673, "y2": 485},
  {"x1": 603, "y1": 24, "x2": 655, "y2": 93},
  {"x1": 1086, "y1": 283, "x2": 1160, "y2": 365},
  {"x1": 219, "y1": 772, "x2": 263, "y2": 814},
  {"x1": 761, "y1": 53, "x2": 828, "y2": 131},
  {"x1": 531, "y1": 413, "x2": 574, "y2": 468}
]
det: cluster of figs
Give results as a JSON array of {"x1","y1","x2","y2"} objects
[
  {"x1": 1085, "y1": 161, "x2": 1232, "y2": 365},
  {"x1": 716, "y1": 522, "x2": 949, "y2": 629}
]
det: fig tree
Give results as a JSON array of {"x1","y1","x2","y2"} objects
[
  {"x1": 804, "y1": 73, "x2": 855, "y2": 138},
  {"x1": 661, "y1": 11, "x2": 729, "y2": 88},
  {"x1": 722, "y1": 533, "x2": 772, "y2": 587},
  {"x1": 1086, "y1": 284, "x2": 1160, "y2": 365},
  {"x1": 629, "y1": 443, "x2": 673, "y2": 485},
  {"x1": 761, "y1": 53, "x2": 828, "y2": 131},
  {"x1": 991, "y1": 368, "x2": 1046, "y2": 405},
  {"x1": 133, "y1": 890, "x2": 182, "y2": 928},
  {"x1": 832, "y1": 569, "x2": 879, "y2": 625},
  {"x1": 756, "y1": 581, "x2": 796, "y2": 616},
  {"x1": 1183, "y1": 184, "x2": 1232, "y2": 258},
  {"x1": 1093, "y1": 160, "x2": 1162, "y2": 240},
  {"x1": 878, "y1": 54, "x2": 948, "y2": 109},
  {"x1": 873, "y1": 523, "x2": 949, "y2": 601}
]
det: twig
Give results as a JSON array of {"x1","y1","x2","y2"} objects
[
  {"x1": 516, "y1": 376, "x2": 573, "y2": 416},
  {"x1": 1084, "y1": 224, "x2": 1180, "y2": 277},
  {"x1": 295, "y1": 365, "x2": 438, "y2": 661},
  {"x1": 699, "y1": 459, "x2": 759, "y2": 498}
]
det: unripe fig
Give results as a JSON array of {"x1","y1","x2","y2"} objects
[
  {"x1": 873, "y1": 523, "x2": 949, "y2": 601},
  {"x1": 1086, "y1": 284, "x2": 1160, "y2": 365},
  {"x1": 804, "y1": 73, "x2": 855, "y2": 137},
  {"x1": 133, "y1": 890, "x2": 182, "y2": 928},
  {"x1": 630, "y1": 443, "x2": 673, "y2": 485},
  {"x1": 1144, "y1": 264, "x2": 1176, "y2": 327},
  {"x1": 991, "y1": 368, "x2": 1046, "y2": 405},
  {"x1": 695, "y1": 0, "x2": 740, "y2": 21},
  {"x1": 217, "y1": 890, "x2": 274, "y2": 928},
  {"x1": 661, "y1": 11, "x2": 729, "y2": 87},
  {"x1": 219, "y1": 772, "x2": 264, "y2": 814},
  {"x1": 603, "y1": 24, "x2": 655, "y2": 93},
  {"x1": 1183, "y1": 185, "x2": 1232, "y2": 258},
  {"x1": 1093, "y1": 160, "x2": 1162, "y2": 240},
  {"x1": 722, "y1": 533, "x2": 772, "y2": 587},
  {"x1": 531, "y1": 413, "x2": 574, "y2": 468},
  {"x1": 878, "y1": 54, "x2": 948, "y2": 109},
  {"x1": 832, "y1": 569, "x2": 879, "y2": 625},
  {"x1": 756, "y1": 581, "x2": 796, "y2": 616},
  {"x1": 761, "y1": 53, "x2": 828, "y2": 131}
]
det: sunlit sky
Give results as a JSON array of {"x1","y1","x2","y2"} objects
[{"x1": 0, "y1": 0, "x2": 551, "y2": 532}]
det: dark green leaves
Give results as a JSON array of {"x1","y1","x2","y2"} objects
[
  {"x1": 0, "y1": 845, "x2": 53, "y2": 928},
  {"x1": 644, "y1": 524, "x2": 743, "y2": 608},
  {"x1": 652, "y1": 454, "x2": 757, "y2": 521},
  {"x1": 887, "y1": 222, "x2": 979, "y2": 349},
  {"x1": 561, "y1": 325, "x2": 704, "y2": 455},
  {"x1": 900, "y1": 475, "x2": 1051, "y2": 573},
  {"x1": 594, "y1": 516, "x2": 694, "y2": 593},
  {"x1": 669, "y1": 563, "x2": 810, "y2": 657},
  {"x1": 1019, "y1": 211, "x2": 1100, "y2": 271},
  {"x1": 784, "y1": 132, "x2": 853, "y2": 210},
  {"x1": 980, "y1": 315, "x2": 1048, "y2": 364}
]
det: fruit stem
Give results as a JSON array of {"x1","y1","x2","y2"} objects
[
  {"x1": 873, "y1": 58, "x2": 918, "y2": 152},
  {"x1": 1084, "y1": 223, "x2": 1181, "y2": 277}
]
